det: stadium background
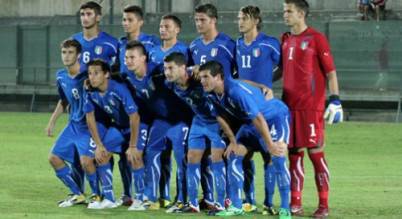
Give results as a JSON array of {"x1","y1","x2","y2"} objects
[{"x1": 0, "y1": 0, "x2": 401, "y2": 122}]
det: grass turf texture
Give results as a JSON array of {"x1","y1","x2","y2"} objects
[{"x1": 0, "y1": 112, "x2": 401, "y2": 218}]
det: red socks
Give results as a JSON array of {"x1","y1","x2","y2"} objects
[
  {"x1": 289, "y1": 151, "x2": 305, "y2": 207},
  {"x1": 309, "y1": 151, "x2": 330, "y2": 209}
]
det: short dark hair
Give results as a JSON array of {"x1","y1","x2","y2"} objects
[
  {"x1": 125, "y1": 40, "x2": 148, "y2": 62},
  {"x1": 123, "y1": 5, "x2": 144, "y2": 20},
  {"x1": 199, "y1": 61, "x2": 224, "y2": 79},
  {"x1": 80, "y1": 1, "x2": 102, "y2": 15},
  {"x1": 240, "y1": 5, "x2": 263, "y2": 31},
  {"x1": 164, "y1": 52, "x2": 186, "y2": 66},
  {"x1": 285, "y1": 0, "x2": 310, "y2": 17},
  {"x1": 194, "y1": 3, "x2": 218, "y2": 19},
  {"x1": 87, "y1": 59, "x2": 110, "y2": 74},
  {"x1": 162, "y1": 14, "x2": 182, "y2": 29},
  {"x1": 60, "y1": 39, "x2": 82, "y2": 54}
]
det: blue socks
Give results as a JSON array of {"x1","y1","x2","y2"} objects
[
  {"x1": 86, "y1": 171, "x2": 100, "y2": 195},
  {"x1": 264, "y1": 163, "x2": 276, "y2": 207},
  {"x1": 55, "y1": 166, "x2": 81, "y2": 195},
  {"x1": 272, "y1": 156, "x2": 290, "y2": 210},
  {"x1": 187, "y1": 163, "x2": 201, "y2": 207},
  {"x1": 132, "y1": 167, "x2": 145, "y2": 201},
  {"x1": 244, "y1": 159, "x2": 256, "y2": 205},
  {"x1": 212, "y1": 160, "x2": 226, "y2": 207},
  {"x1": 98, "y1": 163, "x2": 115, "y2": 202},
  {"x1": 229, "y1": 155, "x2": 244, "y2": 209}
]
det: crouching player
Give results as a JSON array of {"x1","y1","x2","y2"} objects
[
  {"x1": 47, "y1": 39, "x2": 107, "y2": 207},
  {"x1": 84, "y1": 59, "x2": 141, "y2": 209},
  {"x1": 163, "y1": 52, "x2": 226, "y2": 213},
  {"x1": 199, "y1": 61, "x2": 292, "y2": 218}
]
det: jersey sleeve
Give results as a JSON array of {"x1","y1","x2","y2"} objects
[
  {"x1": 119, "y1": 85, "x2": 138, "y2": 115},
  {"x1": 231, "y1": 86, "x2": 259, "y2": 120},
  {"x1": 270, "y1": 38, "x2": 281, "y2": 66},
  {"x1": 56, "y1": 80, "x2": 67, "y2": 102},
  {"x1": 83, "y1": 92, "x2": 95, "y2": 113},
  {"x1": 315, "y1": 33, "x2": 336, "y2": 74}
]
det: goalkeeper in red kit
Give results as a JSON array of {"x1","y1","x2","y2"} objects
[{"x1": 275, "y1": 0, "x2": 343, "y2": 218}]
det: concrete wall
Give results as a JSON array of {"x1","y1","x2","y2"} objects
[{"x1": 1, "y1": 0, "x2": 401, "y2": 17}]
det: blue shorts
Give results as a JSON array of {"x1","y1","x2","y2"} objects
[
  {"x1": 118, "y1": 123, "x2": 149, "y2": 151},
  {"x1": 236, "y1": 112, "x2": 290, "y2": 153},
  {"x1": 147, "y1": 119, "x2": 188, "y2": 152},
  {"x1": 51, "y1": 121, "x2": 107, "y2": 163},
  {"x1": 188, "y1": 116, "x2": 226, "y2": 150}
]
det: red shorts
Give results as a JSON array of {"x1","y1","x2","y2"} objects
[{"x1": 288, "y1": 110, "x2": 325, "y2": 149}]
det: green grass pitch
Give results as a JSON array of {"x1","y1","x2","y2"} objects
[{"x1": 0, "y1": 112, "x2": 401, "y2": 218}]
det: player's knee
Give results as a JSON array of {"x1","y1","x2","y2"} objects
[
  {"x1": 80, "y1": 157, "x2": 95, "y2": 172},
  {"x1": 211, "y1": 149, "x2": 224, "y2": 162},
  {"x1": 235, "y1": 144, "x2": 248, "y2": 156},
  {"x1": 48, "y1": 154, "x2": 63, "y2": 168},
  {"x1": 187, "y1": 150, "x2": 202, "y2": 164}
]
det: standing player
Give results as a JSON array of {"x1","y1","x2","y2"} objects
[
  {"x1": 46, "y1": 39, "x2": 98, "y2": 207},
  {"x1": 190, "y1": 3, "x2": 236, "y2": 208},
  {"x1": 280, "y1": 0, "x2": 343, "y2": 217},
  {"x1": 198, "y1": 61, "x2": 291, "y2": 218},
  {"x1": 72, "y1": 1, "x2": 118, "y2": 72},
  {"x1": 84, "y1": 59, "x2": 141, "y2": 209},
  {"x1": 163, "y1": 52, "x2": 226, "y2": 213},
  {"x1": 148, "y1": 14, "x2": 190, "y2": 209},
  {"x1": 123, "y1": 41, "x2": 193, "y2": 211},
  {"x1": 236, "y1": 5, "x2": 281, "y2": 214},
  {"x1": 119, "y1": 5, "x2": 160, "y2": 74}
]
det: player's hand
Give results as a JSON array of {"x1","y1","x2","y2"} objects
[
  {"x1": 269, "y1": 141, "x2": 287, "y2": 156},
  {"x1": 95, "y1": 145, "x2": 108, "y2": 164},
  {"x1": 324, "y1": 95, "x2": 343, "y2": 124},
  {"x1": 224, "y1": 142, "x2": 238, "y2": 158},
  {"x1": 45, "y1": 121, "x2": 55, "y2": 137},
  {"x1": 261, "y1": 86, "x2": 273, "y2": 100},
  {"x1": 126, "y1": 147, "x2": 142, "y2": 164},
  {"x1": 190, "y1": 65, "x2": 200, "y2": 80}
]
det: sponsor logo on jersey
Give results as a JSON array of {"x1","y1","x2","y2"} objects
[
  {"x1": 211, "y1": 48, "x2": 218, "y2": 57},
  {"x1": 253, "y1": 48, "x2": 260, "y2": 57},
  {"x1": 301, "y1": 41, "x2": 309, "y2": 50},
  {"x1": 95, "y1": 46, "x2": 103, "y2": 55}
]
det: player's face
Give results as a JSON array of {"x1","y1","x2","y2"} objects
[
  {"x1": 159, "y1": 19, "x2": 179, "y2": 41},
  {"x1": 88, "y1": 65, "x2": 108, "y2": 89},
  {"x1": 125, "y1": 48, "x2": 146, "y2": 72},
  {"x1": 61, "y1": 47, "x2": 79, "y2": 67},
  {"x1": 283, "y1": 3, "x2": 304, "y2": 27},
  {"x1": 163, "y1": 61, "x2": 183, "y2": 82},
  {"x1": 238, "y1": 11, "x2": 256, "y2": 34},
  {"x1": 194, "y1": 13, "x2": 215, "y2": 34},
  {"x1": 200, "y1": 70, "x2": 217, "y2": 92},
  {"x1": 80, "y1": 8, "x2": 100, "y2": 29},
  {"x1": 122, "y1": 12, "x2": 143, "y2": 33}
]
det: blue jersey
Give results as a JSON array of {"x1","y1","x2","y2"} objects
[
  {"x1": 118, "y1": 33, "x2": 161, "y2": 74},
  {"x1": 56, "y1": 69, "x2": 87, "y2": 123},
  {"x1": 166, "y1": 77, "x2": 215, "y2": 123},
  {"x1": 149, "y1": 41, "x2": 190, "y2": 67},
  {"x1": 190, "y1": 32, "x2": 236, "y2": 79},
  {"x1": 84, "y1": 80, "x2": 138, "y2": 129},
  {"x1": 123, "y1": 63, "x2": 193, "y2": 123},
  {"x1": 208, "y1": 79, "x2": 288, "y2": 123},
  {"x1": 236, "y1": 33, "x2": 281, "y2": 88},
  {"x1": 72, "y1": 31, "x2": 118, "y2": 72}
]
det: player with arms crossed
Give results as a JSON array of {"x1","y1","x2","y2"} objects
[
  {"x1": 236, "y1": 5, "x2": 282, "y2": 214},
  {"x1": 84, "y1": 59, "x2": 141, "y2": 209},
  {"x1": 199, "y1": 61, "x2": 292, "y2": 218},
  {"x1": 279, "y1": 0, "x2": 343, "y2": 217}
]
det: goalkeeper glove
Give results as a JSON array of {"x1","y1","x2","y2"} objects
[{"x1": 324, "y1": 94, "x2": 343, "y2": 124}]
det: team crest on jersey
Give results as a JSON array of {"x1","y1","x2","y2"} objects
[
  {"x1": 94, "y1": 46, "x2": 103, "y2": 55},
  {"x1": 300, "y1": 41, "x2": 309, "y2": 50},
  {"x1": 253, "y1": 48, "x2": 260, "y2": 57},
  {"x1": 211, "y1": 48, "x2": 218, "y2": 57}
]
